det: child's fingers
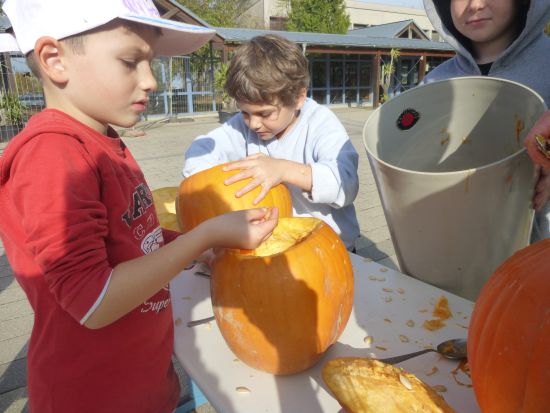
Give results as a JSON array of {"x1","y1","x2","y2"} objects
[
  {"x1": 224, "y1": 170, "x2": 251, "y2": 186},
  {"x1": 526, "y1": 141, "x2": 550, "y2": 167},
  {"x1": 222, "y1": 160, "x2": 245, "y2": 172},
  {"x1": 525, "y1": 111, "x2": 550, "y2": 167},
  {"x1": 249, "y1": 207, "x2": 278, "y2": 224},
  {"x1": 222, "y1": 157, "x2": 257, "y2": 172},
  {"x1": 235, "y1": 180, "x2": 261, "y2": 198},
  {"x1": 265, "y1": 206, "x2": 278, "y2": 221}
]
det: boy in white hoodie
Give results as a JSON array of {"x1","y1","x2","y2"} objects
[{"x1": 183, "y1": 34, "x2": 361, "y2": 251}]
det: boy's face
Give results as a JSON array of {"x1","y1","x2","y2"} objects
[
  {"x1": 450, "y1": 0, "x2": 520, "y2": 57},
  {"x1": 238, "y1": 92, "x2": 306, "y2": 141},
  {"x1": 59, "y1": 22, "x2": 158, "y2": 133}
]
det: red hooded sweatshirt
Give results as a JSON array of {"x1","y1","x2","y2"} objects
[{"x1": 0, "y1": 109, "x2": 180, "y2": 413}]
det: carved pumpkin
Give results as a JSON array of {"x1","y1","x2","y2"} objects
[
  {"x1": 151, "y1": 186, "x2": 180, "y2": 232},
  {"x1": 177, "y1": 163, "x2": 293, "y2": 232},
  {"x1": 211, "y1": 217, "x2": 354, "y2": 375},
  {"x1": 468, "y1": 239, "x2": 550, "y2": 413}
]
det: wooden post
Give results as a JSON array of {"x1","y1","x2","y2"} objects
[
  {"x1": 373, "y1": 52, "x2": 381, "y2": 109},
  {"x1": 419, "y1": 53, "x2": 427, "y2": 82}
]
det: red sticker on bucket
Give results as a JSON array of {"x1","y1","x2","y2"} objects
[{"x1": 397, "y1": 108, "x2": 420, "y2": 130}]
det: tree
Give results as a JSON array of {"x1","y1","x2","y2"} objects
[
  {"x1": 545, "y1": 21, "x2": 550, "y2": 36},
  {"x1": 286, "y1": 0, "x2": 350, "y2": 34},
  {"x1": 380, "y1": 48, "x2": 400, "y2": 103},
  {"x1": 175, "y1": 0, "x2": 258, "y2": 28}
]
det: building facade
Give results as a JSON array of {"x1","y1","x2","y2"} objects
[
  {"x1": 0, "y1": 0, "x2": 453, "y2": 136},
  {"x1": 245, "y1": 0, "x2": 442, "y2": 39}
]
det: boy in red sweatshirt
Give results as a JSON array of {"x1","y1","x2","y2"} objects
[{"x1": 0, "y1": 1, "x2": 277, "y2": 411}]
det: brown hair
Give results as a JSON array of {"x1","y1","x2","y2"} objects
[{"x1": 225, "y1": 34, "x2": 310, "y2": 107}]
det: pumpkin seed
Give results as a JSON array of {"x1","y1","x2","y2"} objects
[
  {"x1": 399, "y1": 374, "x2": 413, "y2": 390},
  {"x1": 236, "y1": 386, "x2": 251, "y2": 393},
  {"x1": 432, "y1": 385, "x2": 447, "y2": 393},
  {"x1": 426, "y1": 366, "x2": 439, "y2": 376}
]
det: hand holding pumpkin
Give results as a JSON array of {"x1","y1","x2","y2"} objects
[
  {"x1": 197, "y1": 207, "x2": 278, "y2": 250},
  {"x1": 532, "y1": 165, "x2": 550, "y2": 210},
  {"x1": 223, "y1": 154, "x2": 312, "y2": 204},
  {"x1": 177, "y1": 163, "x2": 292, "y2": 233}
]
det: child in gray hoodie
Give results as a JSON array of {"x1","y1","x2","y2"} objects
[
  {"x1": 423, "y1": 0, "x2": 550, "y2": 240},
  {"x1": 423, "y1": 0, "x2": 550, "y2": 104}
]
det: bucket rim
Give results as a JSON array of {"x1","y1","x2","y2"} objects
[{"x1": 363, "y1": 75, "x2": 545, "y2": 176}]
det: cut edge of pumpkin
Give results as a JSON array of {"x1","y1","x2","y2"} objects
[{"x1": 237, "y1": 217, "x2": 324, "y2": 257}]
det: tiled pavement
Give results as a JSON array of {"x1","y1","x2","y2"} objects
[{"x1": 0, "y1": 107, "x2": 398, "y2": 412}]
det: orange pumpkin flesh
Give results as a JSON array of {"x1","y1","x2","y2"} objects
[
  {"x1": 177, "y1": 163, "x2": 293, "y2": 232},
  {"x1": 151, "y1": 187, "x2": 180, "y2": 232},
  {"x1": 468, "y1": 239, "x2": 550, "y2": 413},
  {"x1": 211, "y1": 217, "x2": 354, "y2": 375}
]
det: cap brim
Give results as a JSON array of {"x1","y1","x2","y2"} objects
[
  {"x1": 120, "y1": 15, "x2": 215, "y2": 56},
  {"x1": 0, "y1": 33, "x2": 21, "y2": 53}
]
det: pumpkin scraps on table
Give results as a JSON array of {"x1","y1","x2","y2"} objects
[{"x1": 322, "y1": 357, "x2": 457, "y2": 413}]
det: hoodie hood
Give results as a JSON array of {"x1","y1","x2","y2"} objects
[{"x1": 423, "y1": 0, "x2": 550, "y2": 68}]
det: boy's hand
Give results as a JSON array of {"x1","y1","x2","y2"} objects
[
  {"x1": 533, "y1": 166, "x2": 550, "y2": 211},
  {"x1": 525, "y1": 110, "x2": 550, "y2": 168},
  {"x1": 202, "y1": 207, "x2": 278, "y2": 250},
  {"x1": 223, "y1": 154, "x2": 287, "y2": 204}
]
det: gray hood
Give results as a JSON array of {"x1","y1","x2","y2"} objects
[
  {"x1": 422, "y1": 0, "x2": 550, "y2": 106},
  {"x1": 423, "y1": 0, "x2": 550, "y2": 69}
]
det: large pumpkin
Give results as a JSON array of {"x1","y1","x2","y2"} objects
[
  {"x1": 211, "y1": 217, "x2": 354, "y2": 375},
  {"x1": 468, "y1": 239, "x2": 550, "y2": 413},
  {"x1": 178, "y1": 163, "x2": 293, "y2": 232}
]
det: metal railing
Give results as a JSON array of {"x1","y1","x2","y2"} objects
[{"x1": 0, "y1": 54, "x2": 225, "y2": 142}]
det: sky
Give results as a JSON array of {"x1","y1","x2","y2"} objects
[{"x1": 358, "y1": 0, "x2": 425, "y2": 9}]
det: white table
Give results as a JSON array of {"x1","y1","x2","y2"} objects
[{"x1": 171, "y1": 253, "x2": 480, "y2": 413}]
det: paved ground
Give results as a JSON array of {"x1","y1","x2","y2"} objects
[{"x1": 0, "y1": 107, "x2": 398, "y2": 412}]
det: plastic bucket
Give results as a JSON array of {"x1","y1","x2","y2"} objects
[{"x1": 363, "y1": 77, "x2": 546, "y2": 300}]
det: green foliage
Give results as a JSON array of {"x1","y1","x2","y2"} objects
[
  {"x1": 286, "y1": 0, "x2": 350, "y2": 34},
  {"x1": 214, "y1": 62, "x2": 237, "y2": 111},
  {"x1": 380, "y1": 48, "x2": 400, "y2": 103},
  {"x1": 174, "y1": 0, "x2": 255, "y2": 69},
  {"x1": 0, "y1": 93, "x2": 27, "y2": 125},
  {"x1": 175, "y1": 0, "x2": 255, "y2": 28},
  {"x1": 214, "y1": 62, "x2": 229, "y2": 101},
  {"x1": 545, "y1": 21, "x2": 550, "y2": 36}
]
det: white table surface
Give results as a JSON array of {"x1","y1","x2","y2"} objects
[{"x1": 170, "y1": 253, "x2": 480, "y2": 413}]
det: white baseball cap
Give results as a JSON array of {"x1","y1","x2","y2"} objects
[{"x1": 0, "y1": 0, "x2": 216, "y2": 56}]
